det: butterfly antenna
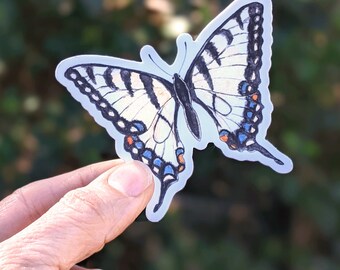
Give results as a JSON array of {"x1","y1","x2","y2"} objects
[
  {"x1": 178, "y1": 41, "x2": 188, "y2": 74},
  {"x1": 148, "y1": 54, "x2": 172, "y2": 77}
]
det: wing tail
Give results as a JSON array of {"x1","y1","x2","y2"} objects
[
  {"x1": 151, "y1": 147, "x2": 186, "y2": 213},
  {"x1": 153, "y1": 179, "x2": 176, "y2": 212},
  {"x1": 247, "y1": 142, "x2": 284, "y2": 165}
]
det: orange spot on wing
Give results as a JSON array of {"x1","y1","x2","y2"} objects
[
  {"x1": 178, "y1": 165, "x2": 185, "y2": 172},
  {"x1": 220, "y1": 135, "x2": 229, "y2": 142},
  {"x1": 252, "y1": 94, "x2": 258, "y2": 101},
  {"x1": 178, "y1": 154, "x2": 185, "y2": 164},
  {"x1": 126, "y1": 136, "x2": 133, "y2": 145}
]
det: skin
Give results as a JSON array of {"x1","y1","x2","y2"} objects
[{"x1": 0, "y1": 160, "x2": 154, "y2": 270}]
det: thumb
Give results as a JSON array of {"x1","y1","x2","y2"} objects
[{"x1": 0, "y1": 161, "x2": 154, "y2": 270}]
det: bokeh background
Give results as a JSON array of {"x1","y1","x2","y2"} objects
[{"x1": 1, "y1": 0, "x2": 339, "y2": 269}]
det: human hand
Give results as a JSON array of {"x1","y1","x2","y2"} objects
[{"x1": 0, "y1": 160, "x2": 154, "y2": 269}]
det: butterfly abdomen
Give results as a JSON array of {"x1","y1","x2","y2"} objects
[{"x1": 173, "y1": 74, "x2": 201, "y2": 140}]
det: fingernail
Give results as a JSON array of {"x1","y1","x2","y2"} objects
[{"x1": 108, "y1": 161, "x2": 152, "y2": 197}]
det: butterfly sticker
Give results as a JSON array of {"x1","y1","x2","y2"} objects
[{"x1": 56, "y1": 0, "x2": 293, "y2": 222}]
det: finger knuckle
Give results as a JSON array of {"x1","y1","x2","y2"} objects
[
  {"x1": 60, "y1": 188, "x2": 109, "y2": 224},
  {"x1": 11, "y1": 186, "x2": 42, "y2": 222}
]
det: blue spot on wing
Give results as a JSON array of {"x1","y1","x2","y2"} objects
[
  {"x1": 164, "y1": 164, "x2": 175, "y2": 175},
  {"x1": 153, "y1": 158, "x2": 163, "y2": 167},
  {"x1": 238, "y1": 133, "x2": 248, "y2": 144},
  {"x1": 239, "y1": 81, "x2": 249, "y2": 95},
  {"x1": 175, "y1": 148, "x2": 184, "y2": 155},
  {"x1": 142, "y1": 150, "x2": 152, "y2": 159},
  {"x1": 248, "y1": 101, "x2": 257, "y2": 109},
  {"x1": 219, "y1": 130, "x2": 229, "y2": 137},
  {"x1": 135, "y1": 141, "x2": 144, "y2": 149},
  {"x1": 243, "y1": 123, "x2": 252, "y2": 132},
  {"x1": 132, "y1": 121, "x2": 145, "y2": 132}
]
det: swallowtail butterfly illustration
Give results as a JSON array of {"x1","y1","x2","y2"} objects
[{"x1": 56, "y1": 0, "x2": 293, "y2": 222}]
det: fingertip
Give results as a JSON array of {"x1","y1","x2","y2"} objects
[{"x1": 108, "y1": 161, "x2": 154, "y2": 198}]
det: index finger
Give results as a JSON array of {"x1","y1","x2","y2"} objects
[{"x1": 0, "y1": 159, "x2": 124, "y2": 242}]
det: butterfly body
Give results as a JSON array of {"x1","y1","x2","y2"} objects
[
  {"x1": 56, "y1": 0, "x2": 293, "y2": 222},
  {"x1": 172, "y1": 73, "x2": 201, "y2": 140}
]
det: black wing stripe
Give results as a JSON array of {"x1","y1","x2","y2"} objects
[
  {"x1": 103, "y1": 67, "x2": 118, "y2": 90},
  {"x1": 235, "y1": 11, "x2": 244, "y2": 30},
  {"x1": 139, "y1": 74, "x2": 161, "y2": 110},
  {"x1": 218, "y1": 29, "x2": 234, "y2": 45},
  {"x1": 195, "y1": 55, "x2": 214, "y2": 90},
  {"x1": 85, "y1": 66, "x2": 96, "y2": 83},
  {"x1": 205, "y1": 42, "x2": 222, "y2": 66},
  {"x1": 120, "y1": 70, "x2": 134, "y2": 96}
]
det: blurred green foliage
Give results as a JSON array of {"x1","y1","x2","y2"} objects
[{"x1": 1, "y1": 0, "x2": 340, "y2": 269}]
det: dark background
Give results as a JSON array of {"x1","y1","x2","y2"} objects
[{"x1": 1, "y1": 0, "x2": 339, "y2": 269}]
